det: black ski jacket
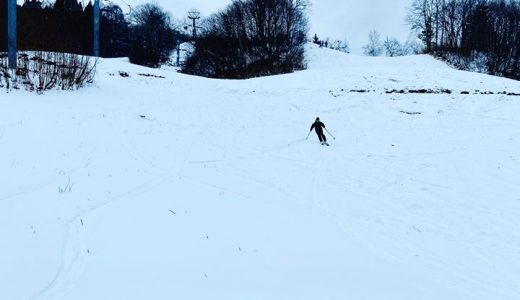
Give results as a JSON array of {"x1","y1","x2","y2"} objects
[{"x1": 310, "y1": 121, "x2": 326, "y2": 134}]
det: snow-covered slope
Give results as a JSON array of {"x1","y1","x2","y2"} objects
[{"x1": 1, "y1": 45, "x2": 520, "y2": 300}]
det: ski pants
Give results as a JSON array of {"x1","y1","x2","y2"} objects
[{"x1": 316, "y1": 131, "x2": 327, "y2": 142}]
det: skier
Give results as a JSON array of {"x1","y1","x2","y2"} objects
[{"x1": 309, "y1": 117, "x2": 329, "y2": 146}]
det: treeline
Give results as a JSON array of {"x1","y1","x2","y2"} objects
[
  {"x1": 408, "y1": 0, "x2": 520, "y2": 80},
  {"x1": 312, "y1": 34, "x2": 351, "y2": 53},
  {"x1": 0, "y1": 0, "x2": 186, "y2": 67},
  {"x1": 1, "y1": 1, "x2": 102, "y2": 55},
  {"x1": 182, "y1": 0, "x2": 309, "y2": 79},
  {"x1": 3, "y1": 0, "x2": 310, "y2": 78}
]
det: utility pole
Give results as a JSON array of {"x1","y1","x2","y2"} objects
[
  {"x1": 7, "y1": 0, "x2": 17, "y2": 69},
  {"x1": 187, "y1": 10, "x2": 201, "y2": 40},
  {"x1": 93, "y1": 0, "x2": 100, "y2": 57}
]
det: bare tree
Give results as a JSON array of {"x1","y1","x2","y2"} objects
[
  {"x1": 403, "y1": 35, "x2": 425, "y2": 54},
  {"x1": 363, "y1": 30, "x2": 383, "y2": 56},
  {"x1": 330, "y1": 39, "x2": 350, "y2": 53},
  {"x1": 384, "y1": 37, "x2": 403, "y2": 57},
  {"x1": 407, "y1": 0, "x2": 435, "y2": 52},
  {"x1": 129, "y1": 3, "x2": 176, "y2": 67},
  {"x1": 183, "y1": 0, "x2": 309, "y2": 79}
]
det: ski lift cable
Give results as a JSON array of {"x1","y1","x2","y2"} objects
[{"x1": 111, "y1": 0, "x2": 133, "y2": 13}]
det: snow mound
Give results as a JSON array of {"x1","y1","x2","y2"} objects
[{"x1": 303, "y1": 43, "x2": 520, "y2": 94}]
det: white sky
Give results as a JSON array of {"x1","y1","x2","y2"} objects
[{"x1": 118, "y1": 0, "x2": 413, "y2": 53}]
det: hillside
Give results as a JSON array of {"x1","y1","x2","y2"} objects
[{"x1": 1, "y1": 44, "x2": 520, "y2": 300}]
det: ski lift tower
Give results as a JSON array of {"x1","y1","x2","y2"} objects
[
  {"x1": 187, "y1": 10, "x2": 201, "y2": 40},
  {"x1": 7, "y1": 0, "x2": 17, "y2": 69}
]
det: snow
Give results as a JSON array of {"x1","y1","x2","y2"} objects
[{"x1": 1, "y1": 44, "x2": 520, "y2": 300}]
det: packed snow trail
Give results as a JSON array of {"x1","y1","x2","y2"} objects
[{"x1": 1, "y1": 45, "x2": 520, "y2": 299}]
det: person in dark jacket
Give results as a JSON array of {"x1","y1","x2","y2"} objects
[{"x1": 310, "y1": 117, "x2": 327, "y2": 144}]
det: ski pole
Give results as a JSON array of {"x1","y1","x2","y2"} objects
[
  {"x1": 306, "y1": 131, "x2": 311, "y2": 140},
  {"x1": 325, "y1": 128, "x2": 336, "y2": 140}
]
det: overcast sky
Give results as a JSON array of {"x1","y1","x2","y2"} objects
[{"x1": 118, "y1": 0, "x2": 413, "y2": 53}]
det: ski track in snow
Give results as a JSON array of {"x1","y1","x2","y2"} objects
[
  {"x1": 30, "y1": 129, "x2": 196, "y2": 300},
  {"x1": 2, "y1": 45, "x2": 520, "y2": 300}
]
